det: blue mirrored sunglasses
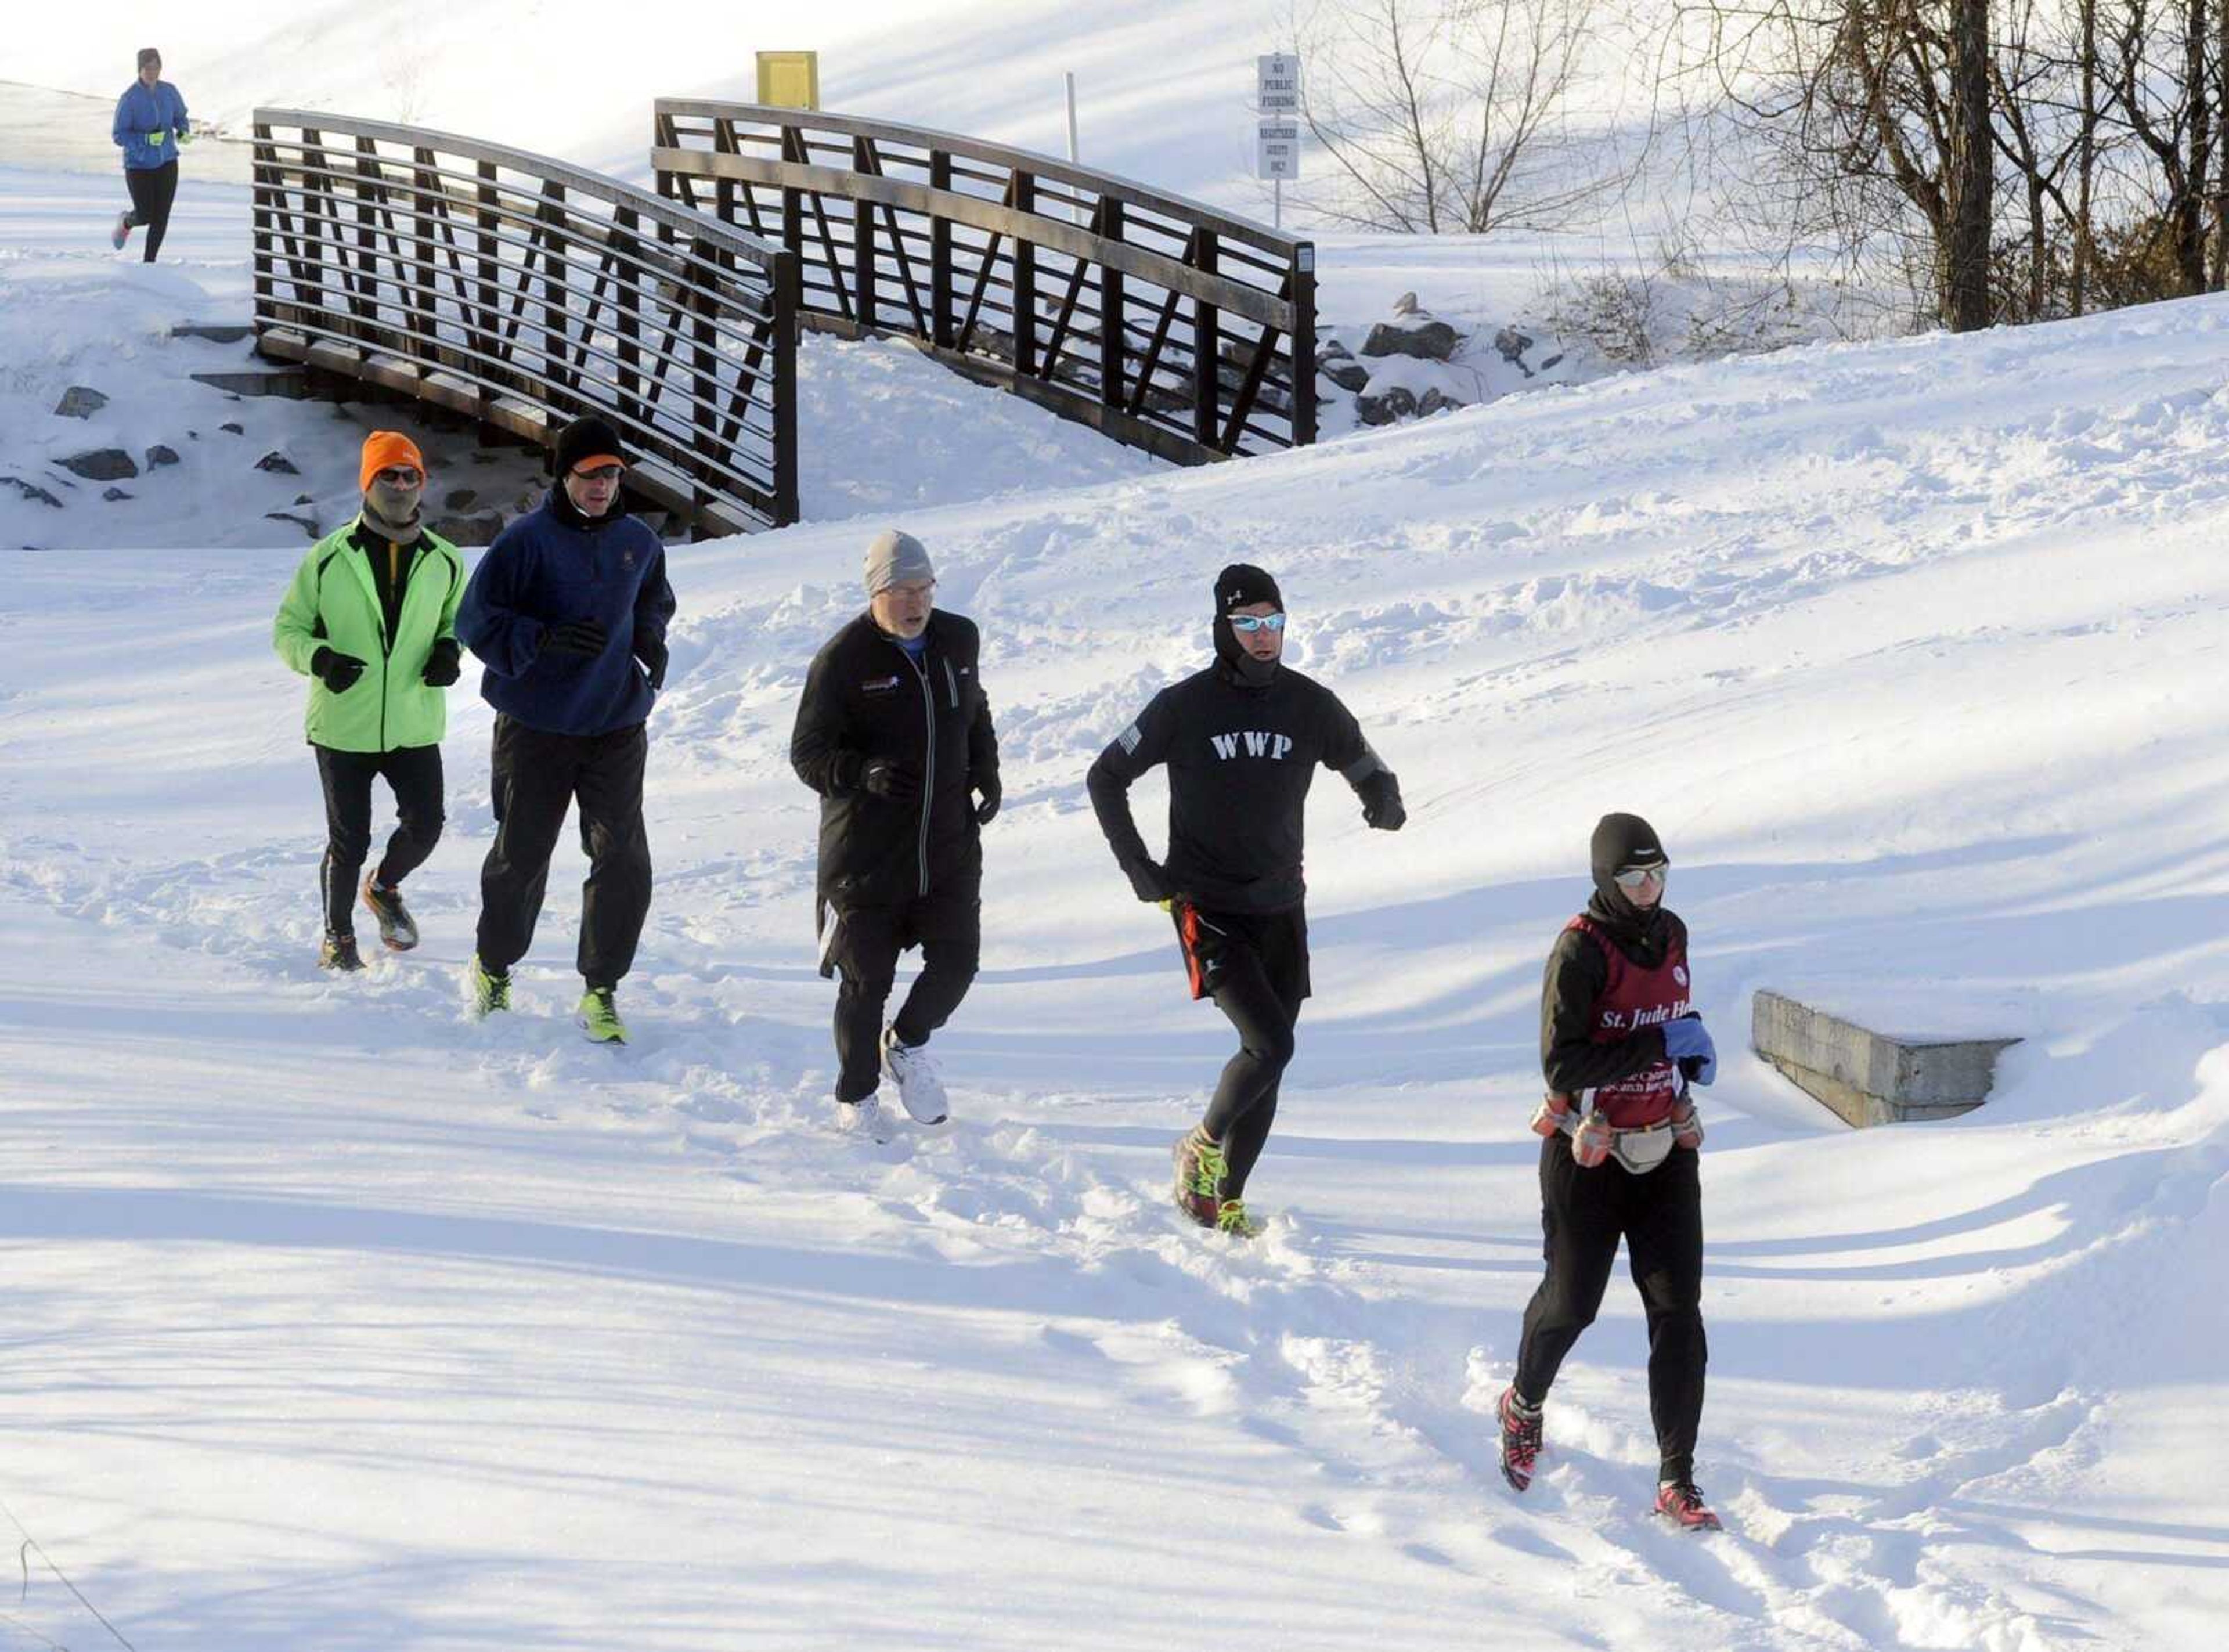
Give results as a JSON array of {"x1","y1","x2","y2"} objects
[
  {"x1": 1228, "y1": 612, "x2": 1286, "y2": 634},
  {"x1": 1613, "y1": 862, "x2": 1668, "y2": 889}
]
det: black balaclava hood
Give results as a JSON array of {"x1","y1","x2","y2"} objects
[
  {"x1": 1213, "y1": 562, "x2": 1284, "y2": 687},
  {"x1": 1586, "y1": 811, "x2": 1670, "y2": 948}
]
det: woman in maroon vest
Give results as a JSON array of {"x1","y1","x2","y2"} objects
[{"x1": 1495, "y1": 812, "x2": 1725, "y2": 1531}]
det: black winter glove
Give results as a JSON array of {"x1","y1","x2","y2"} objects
[
  {"x1": 634, "y1": 628, "x2": 669, "y2": 692},
  {"x1": 421, "y1": 637, "x2": 462, "y2": 687},
  {"x1": 861, "y1": 757, "x2": 922, "y2": 801},
  {"x1": 1124, "y1": 859, "x2": 1174, "y2": 904},
  {"x1": 311, "y1": 647, "x2": 366, "y2": 693},
  {"x1": 1358, "y1": 769, "x2": 1406, "y2": 831},
  {"x1": 973, "y1": 775, "x2": 1001, "y2": 825},
  {"x1": 541, "y1": 618, "x2": 610, "y2": 658}
]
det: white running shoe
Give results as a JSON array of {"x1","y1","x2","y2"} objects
[
  {"x1": 111, "y1": 212, "x2": 132, "y2": 251},
  {"x1": 881, "y1": 1027, "x2": 949, "y2": 1125},
  {"x1": 834, "y1": 1094, "x2": 889, "y2": 1141}
]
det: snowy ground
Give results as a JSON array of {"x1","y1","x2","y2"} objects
[{"x1": 4, "y1": 147, "x2": 2229, "y2": 1652}]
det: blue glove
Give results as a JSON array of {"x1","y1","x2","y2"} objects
[{"x1": 1662, "y1": 1015, "x2": 1716, "y2": 1085}]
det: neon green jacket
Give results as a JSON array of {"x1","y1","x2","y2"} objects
[{"x1": 273, "y1": 520, "x2": 466, "y2": 752}]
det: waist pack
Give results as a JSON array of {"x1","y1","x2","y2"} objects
[{"x1": 1607, "y1": 1117, "x2": 1675, "y2": 1175}]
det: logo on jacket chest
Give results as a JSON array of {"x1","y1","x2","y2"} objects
[
  {"x1": 861, "y1": 675, "x2": 904, "y2": 697},
  {"x1": 1209, "y1": 731, "x2": 1294, "y2": 762}
]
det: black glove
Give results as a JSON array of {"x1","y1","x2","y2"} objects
[
  {"x1": 421, "y1": 637, "x2": 461, "y2": 687},
  {"x1": 634, "y1": 628, "x2": 669, "y2": 692},
  {"x1": 541, "y1": 618, "x2": 609, "y2": 658},
  {"x1": 311, "y1": 647, "x2": 366, "y2": 693},
  {"x1": 861, "y1": 757, "x2": 922, "y2": 800},
  {"x1": 1358, "y1": 769, "x2": 1406, "y2": 831},
  {"x1": 1124, "y1": 859, "x2": 1174, "y2": 904},
  {"x1": 973, "y1": 775, "x2": 1001, "y2": 825}
]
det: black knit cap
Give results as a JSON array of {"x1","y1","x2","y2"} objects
[
  {"x1": 1592, "y1": 812, "x2": 1667, "y2": 879},
  {"x1": 1214, "y1": 562, "x2": 1283, "y2": 614},
  {"x1": 553, "y1": 414, "x2": 627, "y2": 477}
]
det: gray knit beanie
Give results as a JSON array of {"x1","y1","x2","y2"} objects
[{"x1": 863, "y1": 528, "x2": 935, "y2": 597}]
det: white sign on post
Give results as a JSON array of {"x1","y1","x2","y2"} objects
[
  {"x1": 1256, "y1": 122, "x2": 1300, "y2": 180},
  {"x1": 1256, "y1": 53, "x2": 1301, "y2": 116}
]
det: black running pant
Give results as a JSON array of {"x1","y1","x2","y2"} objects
[
  {"x1": 315, "y1": 743, "x2": 445, "y2": 936},
  {"x1": 1178, "y1": 903, "x2": 1310, "y2": 1200},
  {"x1": 1515, "y1": 1133, "x2": 1707, "y2": 1483},
  {"x1": 124, "y1": 161, "x2": 178, "y2": 262},
  {"x1": 822, "y1": 883, "x2": 980, "y2": 1103},
  {"x1": 476, "y1": 715, "x2": 651, "y2": 989}
]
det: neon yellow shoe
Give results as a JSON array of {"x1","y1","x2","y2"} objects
[
  {"x1": 467, "y1": 954, "x2": 510, "y2": 1017},
  {"x1": 578, "y1": 986, "x2": 627, "y2": 1044},
  {"x1": 1214, "y1": 1198, "x2": 1261, "y2": 1240},
  {"x1": 1172, "y1": 1126, "x2": 1228, "y2": 1227}
]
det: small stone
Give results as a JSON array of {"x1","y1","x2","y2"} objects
[
  {"x1": 1418, "y1": 387, "x2": 1466, "y2": 417},
  {"x1": 1493, "y1": 325, "x2": 1536, "y2": 364},
  {"x1": 58, "y1": 448, "x2": 138, "y2": 482},
  {"x1": 1318, "y1": 337, "x2": 1354, "y2": 362},
  {"x1": 2, "y1": 475, "x2": 66, "y2": 509},
  {"x1": 431, "y1": 511, "x2": 504, "y2": 546},
  {"x1": 220, "y1": 421, "x2": 244, "y2": 435},
  {"x1": 146, "y1": 443, "x2": 181, "y2": 468},
  {"x1": 1355, "y1": 385, "x2": 1418, "y2": 425},
  {"x1": 294, "y1": 492, "x2": 314, "y2": 506},
  {"x1": 255, "y1": 450, "x2": 300, "y2": 475},
  {"x1": 265, "y1": 511, "x2": 320, "y2": 538},
  {"x1": 1390, "y1": 290, "x2": 1420, "y2": 316},
  {"x1": 54, "y1": 386, "x2": 109, "y2": 420},
  {"x1": 444, "y1": 488, "x2": 478, "y2": 511},
  {"x1": 1322, "y1": 359, "x2": 1370, "y2": 394},
  {"x1": 102, "y1": 486, "x2": 134, "y2": 502},
  {"x1": 1362, "y1": 318, "x2": 1463, "y2": 361}
]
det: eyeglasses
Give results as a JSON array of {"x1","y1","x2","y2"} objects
[
  {"x1": 572, "y1": 464, "x2": 624, "y2": 483},
  {"x1": 1613, "y1": 863, "x2": 1668, "y2": 889},
  {"x1": 374, "y1": 467, "x2": 422, "y2": 487},
  {"x1": 1228, "y1": 612, "x2": 1286, "y2": 634}
]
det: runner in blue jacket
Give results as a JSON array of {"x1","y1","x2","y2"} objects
[{"x1": 112, "y1": 48, "x2": 190, "y2": 262}]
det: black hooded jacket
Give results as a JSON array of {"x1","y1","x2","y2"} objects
[
  {"x1": 1086, "y1": 656, "x2": 1385, "y2": 914},
  {"x1": 1539, "y1": 882, "x2": 1687, "y2": 1095},
  {"x1": 791, "y1": 609, "x2": 998, "y2": 907}
]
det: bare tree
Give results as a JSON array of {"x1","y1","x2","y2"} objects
[{"x1": 1289, "y1": 0, "x2": 1612, "y2": 235}]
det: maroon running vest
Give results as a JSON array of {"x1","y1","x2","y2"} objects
[{"x1": 1568, "y1": 914, "x2": 1690, "y2": 1128}]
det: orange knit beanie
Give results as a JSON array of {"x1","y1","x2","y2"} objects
[{"x1": 359, "y1": 431, "x2": 425, "y2": 493}]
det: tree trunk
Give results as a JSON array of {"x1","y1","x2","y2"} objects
[{"x1": 1943, "y1": 0, "x2": 1995, "y2": 330}]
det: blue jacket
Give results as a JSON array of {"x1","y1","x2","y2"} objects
[
  {"x1": 114, "y1": 81, "x2": 189, "y2": 171},
  {"x1": 457, "y1": 489, "x2": 676, "y2": 737}
]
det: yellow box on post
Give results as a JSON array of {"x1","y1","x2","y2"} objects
[{"x1": 756, "y1": 51, "x2": 821, "y2": 110}]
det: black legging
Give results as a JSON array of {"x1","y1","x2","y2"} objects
[
  {"x1": 1199, "y1": 939, "x2": 1305, "y2": 1200},
  {"x1": 824, "y1": 886, "x2": 981, "y2": 1103},
  {"x1": 315, "y1": 744, "x2": 446, "y2": 935},
  {"x1": 124, "y1": 161, "x2": 179, "y2": 262},
  {"x1": 1515, "y1": 1134, "x2": 1707, "y2": 1483}
]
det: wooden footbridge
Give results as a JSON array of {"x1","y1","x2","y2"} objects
[{"x1": 248, "y1": 105, "x2": 1317, "y2": 537}]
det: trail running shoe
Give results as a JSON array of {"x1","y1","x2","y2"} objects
[
  {"x1": 319, "y1": 930, "x2": 365, "y2": 972},
  {"x1": 1214, "y1": 1197, "x2": 1261, "y2": 1239},
  {"x1": 1172, "y1": 1126, "x2": 1228, "y2": 1228},
  {"x1": 361, "y1": 875, "x2": 419, "y2": 950},
  {"x1": 881, "y1": 1026, "x2": 948, "y2": 1123},
  {"x1": 1654, "y1": 1479, "x2": 1723, "y2": 1532},
  {"x1": 834, "y1": 1094, "x2": 889, "y2": 1141},
  {"x1": 468, "y1": 954, "x2": 510, "y2": 1018},
  {"x1": 111, "y1": 212, "x2": 131, "y2": 250},
  {"x1": 578, "y1": 986, "x2": 627, "y2": 1044},
  {"x1": 1498, "y1": 1386, "x2": 1543, "y2": 1492}
]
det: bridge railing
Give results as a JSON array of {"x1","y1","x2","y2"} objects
[
  {"x1": 251, "y1": 109, "x2": 799, "y2": 535},
  {"x1": 651, "y1": 100, "x2": 1315, "y2": 466}
]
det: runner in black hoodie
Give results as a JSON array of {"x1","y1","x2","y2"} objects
[
  {"x1": 1087, "y1": 564, "x2": 1405, "y2": 1237},
  {"x1": 1494, "y1": 811, "x2": 1725, "y2": 1532}
]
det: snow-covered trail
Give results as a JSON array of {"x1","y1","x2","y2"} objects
[{"x1": 5, "y1": 172, "x2": 2228, "y2": 1650}]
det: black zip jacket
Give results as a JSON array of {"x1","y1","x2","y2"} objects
[
  {"x1": 1539, "y1": 895, "x2": 1685, "y2": 1093},
  {"x1": 791, "y1": 609, "x2": 998, "y2": 907},
  {"x1": 1087, "y1": 659, "x2": 1385, "y2": 914}
]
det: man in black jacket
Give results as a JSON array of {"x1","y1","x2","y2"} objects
[
  {"x1": 1087, "y1": 564, "x2": 1405, "y2": 1236},
  {"x1": 791, "y1": 529, "x2": 1000, "y2": 1132}
]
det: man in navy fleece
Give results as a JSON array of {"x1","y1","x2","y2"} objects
[{"x1": 456, "y1": 415, "x2": 676, "y2": 1043}]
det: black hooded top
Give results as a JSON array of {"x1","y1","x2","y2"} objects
[{"x1": 1538, "y1": 812, "x2": 1688, "y2": 1094}]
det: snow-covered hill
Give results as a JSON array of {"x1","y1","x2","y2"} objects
[{"x1": 3, "y1": 161, "x2": 2227, "y2": 1652}]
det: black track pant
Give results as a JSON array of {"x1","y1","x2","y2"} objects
[
  {"x1": 475, "y1": 715, "x2": 651, "y2": 989},
  {"x1": 123, "y1": 161, "x2": 178, "y2": 262},
  {"x1": 1177, "y1": 903, "x2": 1310, "y2": 1200},
  {"x1": 821, "y1": 883, "x2": 980, "y2": 1103},
  {"x1": 1515, "y1": 1133, "x2": 1707, "y2": 1483},
  {"x1": 315, "y1": 744, "x2": 445, "y2": 936}
]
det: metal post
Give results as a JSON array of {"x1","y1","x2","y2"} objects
[{"x1": 1063, "y1": 72, "x2": 1081, "y2": 225}]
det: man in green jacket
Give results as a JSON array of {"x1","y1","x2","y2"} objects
[{"x1": 272, "y1": 431, "x2": 466, "y2": 971}]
